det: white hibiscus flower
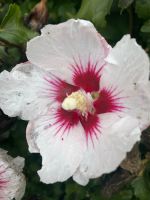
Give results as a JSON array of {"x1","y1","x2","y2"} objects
[
  {"x1": 0, "y1": 19, "x2": 149, "y2": 185},
  {"x1": 0, "y1": 148, "x2": 26, "y2": 199}
]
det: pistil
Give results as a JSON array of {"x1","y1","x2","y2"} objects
[{"x1": 62, "y1": 90, "x2": 94, "y2": 116}]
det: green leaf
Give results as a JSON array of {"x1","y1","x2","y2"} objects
[
  {"x1": 143, "y1": 161, "x2": 150, "y2": 191},
  {"x1": 111, "y1": 190, "x2": 133, "y2": 200},
  {"x1": 132, "y1": 177, "x2": 150, "y2": 200},
  {"x1": 0, "y1": 4, "x2": 37, "y2": 47},
  {"x1": 65, "y1": 181, "x2": 87, "y2": 200},
  {"x1": 76, "y1": 0, "x2": 113, "y2": 27},
  {"x1": 141, "y1": 20, "x2": 150, "y2": 33},
  {"x1": 99, "y1": 13, "x2": 129, "y2": 45},
  {"x1": 0, "y1": 46, "x2": 21, "y2": 70},
  {"x1": 118, "y1": 0, "x2": 134, "y2": 10},
  {"x1": 135, "y1": 0, "x2": 150, "y2": 20},
  {"x1": 57, "y1": 2, "x2": 77, "y2": 20}
]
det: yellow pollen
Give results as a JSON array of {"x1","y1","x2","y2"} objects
[{"x1": 62, "y1": 91, "x2": 88, "y2": 113}]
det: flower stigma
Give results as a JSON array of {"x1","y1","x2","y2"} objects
[{"x1": 62, "y1": 90, "x2": 95, "y2": 116}]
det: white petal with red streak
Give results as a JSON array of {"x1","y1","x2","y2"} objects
[
  {"x1": 0, "y1": 62, "x2": 52, "y2": 120},
  {"x1": 0, "y1": 148, "x2": 26, "y2": 200},
  {"x1": 73, "y1": 115, "x2": 140, "y2": 185},
  {"x1": 26, "y1": 111, "x2": 86, "y2": 183},
  {"x1": 101, "y1": 35, "x2": 149, "y2": 90},
  {"x1": 27, "y1": 19, "x2": 110, "y2": 83}
]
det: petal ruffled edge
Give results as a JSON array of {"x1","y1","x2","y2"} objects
[
  {"x1": 26, "y1": 106, "x2": 86, "y2": 183},
  {"x1": 73, "y1": 115, "x2": 141, "y2": 185},
  {"x1": 0, "y1": 148, "x2": 26, "y2": 200},
  {"x1": 26, "y1": 19, "x2": 110, "y2": 84},
  {"x1": 124, "y1": 82, "x2": 150, "y2": 131},
  {"x1": 0, "y1": 62, "x2": 51, "y2": 120},
  {"x1": 101, "y1": 35, "x2": 150, "y2": 90}
]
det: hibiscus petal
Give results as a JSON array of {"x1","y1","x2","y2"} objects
[
  {"x1": 0, "y1": 148, "x2": 26, "y2": 200},
  {"x1": 27, "y1": 19, "x2": 110, "y2": 84},
  {"x1": 101, "y1": 35, "x2": 149, "y2": 90},
  {"x1": 73, "y1": 115, "x2": 140, "y2": 185},
  {"x1": 0, "y1": 62, "x2": 53, "y2": 120},
  {"x1": 125, "y1": 82, "x2": 150, "y2": 130},
  {"x1": 45, "y1": 75, "x2": 79, "y2": 103},
  {"x1": 94, "y1": 87, "x2": 125, "y2": 114},
  {"x1": 26, "y1": 105, "x2": 86, "y2": 183}
]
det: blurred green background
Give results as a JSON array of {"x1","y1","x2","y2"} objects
[{"x1": 0, "y1": 0, "x2": 150, "y2": 199}]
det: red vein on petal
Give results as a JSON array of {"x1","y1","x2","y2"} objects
[
  {"x1": 94, "y1": 87, "x2": 126, "y2": 114},
  {"x1": 71, "y1": 58, "x2": 103, "y2": 92},
  {"x1": 44, "y1": 76, "x2": 79, "y2": 103}
]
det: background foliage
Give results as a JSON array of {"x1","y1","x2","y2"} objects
[{"x1": 0, "y1": 0, "x2": 150, "y2": 199}]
